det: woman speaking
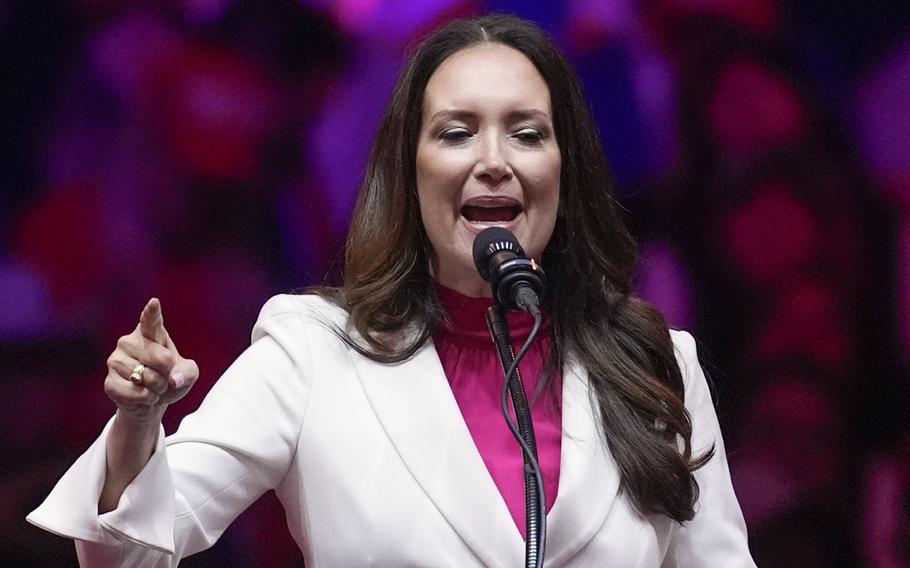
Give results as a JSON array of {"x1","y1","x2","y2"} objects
[{"x1": 28, "y1": 13, "x2": 755, "y2": 567}]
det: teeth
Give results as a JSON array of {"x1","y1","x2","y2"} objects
[
  {"x1": 464, "y1": 203, "x2": 520, "y2": 208},
  {"x1": 461, "y1": 204, "x2": 521, "y2": 223}
]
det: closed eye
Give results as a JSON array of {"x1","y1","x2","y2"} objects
[
  {"x1": 512, "y1": 127, "x2": 546, "y2": 144},
  {"x1": 439, "y1": 127, "x2": 473, "y2": 143}
]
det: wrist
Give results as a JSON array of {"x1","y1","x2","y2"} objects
[{"x1": 114, "y1": 406, "x2": 166, "y2": 431}]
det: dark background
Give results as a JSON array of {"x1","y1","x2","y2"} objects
[{"x1": 3, "y1": 0, "x2": 910, "y2": 565}]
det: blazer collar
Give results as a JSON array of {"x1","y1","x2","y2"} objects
[
  {"x1": 352, "y1": 339, "x2": 620, "y2": 566},
  {"x1": 546, "y1": 358, "x2": 622, "y2": 565}
]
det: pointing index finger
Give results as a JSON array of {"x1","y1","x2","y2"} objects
[{"x1": 139, "y1": 298, "x2": 169, "y2": 346}]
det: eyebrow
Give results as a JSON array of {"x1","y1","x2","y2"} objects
[{"x1": 427, "y1": 109, "x2": 552, "y2": 122}]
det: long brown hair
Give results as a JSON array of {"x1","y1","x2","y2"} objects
[{"x1": 315, "y1": 13, "x2": 713, "y2": 523}]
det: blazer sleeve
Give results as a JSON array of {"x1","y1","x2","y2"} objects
[
  {"x1": 26, "y1": 294, "x2": 314, "y2": 567},
  {"x1": 662, "y1": 330, "x2": 757, "y2": 568}
]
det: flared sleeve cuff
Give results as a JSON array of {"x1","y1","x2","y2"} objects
[{"x1": 27, "y1": 416, "x2": 177, "y2": 555}]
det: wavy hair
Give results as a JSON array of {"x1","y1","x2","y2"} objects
[{"x1": 315, "y1": 13, "x2": 713, "y2": 522}]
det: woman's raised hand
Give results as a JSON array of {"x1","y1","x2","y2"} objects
[
  {"x1": 99, "y1": 299, "x2": 199, "y2": 512},
  {"x1": 104, "y1": 298, "x2": 199, "y2": 424}
]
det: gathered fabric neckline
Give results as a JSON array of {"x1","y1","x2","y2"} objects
[
  {"x1": 431, "y1": 280, "x2": 562, "y2": 540},
  {"x1": 432, "y1": 281, "x2": 546, "y2": 348}
]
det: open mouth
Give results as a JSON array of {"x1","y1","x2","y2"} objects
[{"x1": 461, "y1": 204, "x2": 522, "y2": 224}]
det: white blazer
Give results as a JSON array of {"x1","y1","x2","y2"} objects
[{"x1": 28, "y1": 294, "x2": 756, "y2": 567}]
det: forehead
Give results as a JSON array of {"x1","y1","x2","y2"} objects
[{"x1": 422, "y1": 43, "x2": 552, "y2": 116}]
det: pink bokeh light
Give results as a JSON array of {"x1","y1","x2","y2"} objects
[{"x1": 725, "y1": 181, "x2": 817, "y2": 286}]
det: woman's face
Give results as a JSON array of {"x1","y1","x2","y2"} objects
[{"x1": 416, "y1": 43, "x2": 561, "y2": 297}]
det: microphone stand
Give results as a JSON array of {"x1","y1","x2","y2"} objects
[{"x1": 486, "y1": 304, "x2": 546, "y2": 568}]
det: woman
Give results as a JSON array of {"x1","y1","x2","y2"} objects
[{"x1": 28, "y1": 14, "x2": 755, "y2": 566}]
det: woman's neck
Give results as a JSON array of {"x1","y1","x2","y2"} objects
[{"x1": 430, "y1": 262, "x2": 492, "y2": 298}]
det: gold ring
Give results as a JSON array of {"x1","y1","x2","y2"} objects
[{"x1": 129, "y1": 363, "x2": 146, "y2": 386}]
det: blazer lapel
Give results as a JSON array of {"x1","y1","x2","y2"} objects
[
  {"x1": 352, "y1": 337, "x2": 524, "y2": 567},
  {"x1": 545, "y1": 359, "x2": 622, "y2": 564}
]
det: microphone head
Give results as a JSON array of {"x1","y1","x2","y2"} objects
[{"x1": 472, "y1": 227, "x2": 525, "y2": 281}]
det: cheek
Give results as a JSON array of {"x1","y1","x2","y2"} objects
[
  {"x1": 416, "y1": 191, "x2": 447, "y2": 255},
  {"x1": 527, "y1": 155, "x2": 561, "y2": 211},
  {"x1": 416, "y1": 152, "x2": 462, "y2": 256},
  {"x1": 532, "y1": 155, "x2": 561, "y2": 250},
  {"x1": 417, "y1": 175, "x2": 471, "y2": 239},
  {"x1": 416, "y1": 154, "x2": 439, "y2": 216},
  {"x1": 416, "y1": 149, "x2": 461, "y2": 201}
]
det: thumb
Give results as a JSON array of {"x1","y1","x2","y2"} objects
[
  {"x1": 168, "y1": 357, "x2": 199, "y2": 390},
  {"x1": 139, "y1": 298, "x2": 169, "y2": 346}
]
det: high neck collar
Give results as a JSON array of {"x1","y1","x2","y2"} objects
[{"x1": 433, "y1": 281, "x2": 545, "y2": 347}]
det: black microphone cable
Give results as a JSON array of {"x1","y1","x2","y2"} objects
[
  {"x1": 476, "y1": 227, "x2": 549, "y2": 567},
  {"x1": 486, "y1": 306, "x2": 547, "y2": 568}
]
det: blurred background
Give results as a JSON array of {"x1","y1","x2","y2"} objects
[{"x1": 3, "y1": 0, "x2": 909, "y2": 565}]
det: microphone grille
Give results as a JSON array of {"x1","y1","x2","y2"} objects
[{"x1": 472, "y1": 227, "x2": 524, "y2": 281}]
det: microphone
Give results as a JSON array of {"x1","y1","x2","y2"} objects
[
  {"x1": 472, "y1": 227, "x2": 547, "y2": 314},
  {"x1": 474, "y1": 227, "x2": 549, "y2": 567}
]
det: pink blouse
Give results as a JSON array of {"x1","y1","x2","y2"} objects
[{"x1": 433, "y1": 282, "x2": 562, "y2": 539}]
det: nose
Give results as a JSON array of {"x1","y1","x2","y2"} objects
[{"x1": 474, "y1": 134, "x2": 512, "y2": 186}]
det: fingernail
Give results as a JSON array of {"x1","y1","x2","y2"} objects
[{"x1": 172, "y1": 372, "x2": 185, "y2": 389}]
